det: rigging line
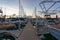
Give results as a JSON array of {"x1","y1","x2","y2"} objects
[
  {"x1": 53, "y1": 6, "x2": 60, "y2": 12},
  {"x1": 42, "y1": 3, "x2": 46, "y2": 12},
  {"x1": 46, "y1": 2, "x2": 56, "y2": 12},
  {"x1": 39, "y1": 4, "x2": 45, "y2": 12}
]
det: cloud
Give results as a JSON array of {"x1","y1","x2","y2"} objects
[{"x1": 0, "y1": 5, "x2": 19, "y2": 15}]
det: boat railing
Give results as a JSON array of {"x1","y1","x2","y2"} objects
[{"x1": 47, "y1": 24, "x2": 60, "y2": 40}]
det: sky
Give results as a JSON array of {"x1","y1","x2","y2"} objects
[
  {"x1": 0, "y1": 0, "x2": 60, "y2": 17},
  {"x1": 0, "y1": 0, "x2": 41, "y2": 16},
  {"x1": 0, "y1": 0, "x2": 19, "y2": 16},
  {"x1": 20, "y1": 0, "x2": 60, "y2": 17},
  {"x1": 20, "y1": 0, "x2": 42, "y2": 16}
]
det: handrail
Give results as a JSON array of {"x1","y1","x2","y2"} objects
[{"x1": 47, "y1": 25, "x2": 60, "y2": 32}]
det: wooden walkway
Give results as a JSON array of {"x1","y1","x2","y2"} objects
[{"x1": 18, "y1": 22, "x2": 40, "y2": 40}]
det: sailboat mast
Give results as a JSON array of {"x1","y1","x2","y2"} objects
[{"x1": 19, "y1": 0, "x2": 20, "y2": 18}]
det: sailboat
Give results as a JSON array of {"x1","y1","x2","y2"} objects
[{"x1": 0, "y1": 9, "x2": 15, "y2": 29}]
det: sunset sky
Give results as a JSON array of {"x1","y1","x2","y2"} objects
[{"x1": 0, "y1": 0, "x2": 60, "y2": 17}]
